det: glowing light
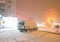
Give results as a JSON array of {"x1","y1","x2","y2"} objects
[
  {"x1": 3, "y1": 17, "x2": 18, "y2": 30},
  {"x1": 0, "y1": 15, "x2": 3, "y2": 18},
  {"x1": 53, "y1": 22, "x2": 60, "y2": 25},
  {"x1": 37, "y1": 23, "x2": 46, "y2": 27}
]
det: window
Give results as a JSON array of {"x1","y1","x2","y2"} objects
[
  {"x1": 0, "y1": 8, "x2": 5, "y2": 12},
  {"x1": 0, "y1": 3, "x2": 5, "y2": 7},
  {"x1": 1, "y1": 0, "x2": 4, "y2": 1}
]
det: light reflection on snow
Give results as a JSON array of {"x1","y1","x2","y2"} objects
[{"x1": 0, "y1": 17, "x2": 18, "y2": 31}]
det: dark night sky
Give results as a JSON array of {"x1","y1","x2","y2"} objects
[{"x1": 16, "y1": 0, "x2": 60, "y2": 23}]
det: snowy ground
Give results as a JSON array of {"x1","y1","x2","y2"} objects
[
  {"x1": 38, "y1": 27, "x2": 60, "y2": 33},
  {"x1": 0, "y1": 30, "x2": 60, "y2": 42}
]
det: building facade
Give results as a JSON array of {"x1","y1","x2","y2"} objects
[{"x1": 0, "y1": 0, "x2": 16, "y2": 17}]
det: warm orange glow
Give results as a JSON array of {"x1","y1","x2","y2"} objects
[
  {"x1": 45, "y1": 8, "x2": 57, "y2": 24},
  {"x1": 48, "y1": 18, "x2": 53, "y2": 23},
  {"x1": 45, "y1": 8, "x2": 58, "y2": 28}
]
